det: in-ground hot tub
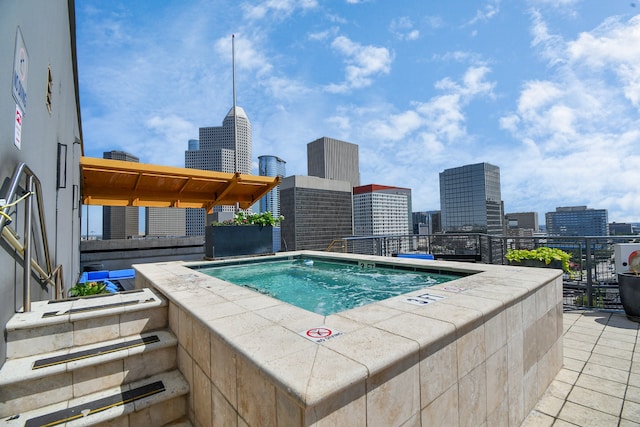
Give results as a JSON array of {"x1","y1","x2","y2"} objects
[{"x1": 134, "y1": 251, "x2": 563, "y2": 427}]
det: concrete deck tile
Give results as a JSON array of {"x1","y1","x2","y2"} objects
[
  {"x1": 562, "y1": 346, "x2": 590, "y2": 362},
  {"x1": 567, "y1": 385, "x2": 623, "y2": 417},
  {"x1": 621, "y1": 399, "x2": 640, "y2": 424},
  {"x1": 581, "y1": 362, "x2": 629, "y2": 384},
  {"x1": 563, "y1": 336, "x2": 596, "y2": 353},
  {"x1": 533, "y1": 393, "x2": 565, "y2": 418},
  {"x1": 587, "y1": 352, "x2": 632, "y2": 372},
  {"x1": 624, "y1": 385, "x2": 640, "y2": 404},
  {"x1": 557, "y1": 401, "x2": 619, "y2": 427},
  {"x1": 554, "y1": 368, "x2": 579, "y2": 386},
  {"x1": 575, "y1": 372, "x2": 627, "y2": 399},
  {"x1": 520, "y1": 409, "x2": 555, "y2": 427},
  {"x1": 592, "y1": 343, "x2": 634, "y2": 360},
  {"x1": 562, "y1": 356, "x2": 586, "y2": 373}
]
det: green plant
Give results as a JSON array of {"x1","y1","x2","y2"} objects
[
  {"x1": 212, "y1": 211, "x2": 284, "y2": 227},
  {"x1": 573, "y1": 291, "x2": 605, "y2": 308},
  {"x1": 68, "y1": 281, "x2": 108, "y2": 297},
  {"x1": 506, "y1": 247, "x2": 573, "y2": 274}
]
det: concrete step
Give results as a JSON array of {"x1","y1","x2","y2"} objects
[
  {"x1": 1, "y1": 370, "x2": 189, "y2": 427},
  {"x1": 6, "y1": 288, "x2": 167, "y2": 359},
  {"x1": 0, "y1": 330, "x2": 178, "y2": 417}
]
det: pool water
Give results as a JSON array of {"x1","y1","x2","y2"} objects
[{"x1": 200, "y1": 259, "x2": 460, "y2": 315}]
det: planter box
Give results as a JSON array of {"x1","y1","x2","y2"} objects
[
  {"x1": 510, "y1": 259, "x2": 563, "y2": 270},
  {"x1": 618, "y1": 273, "x2": 640, "y2": 322},
  {"x1": 205, "y1": 225, "x2": 274, "y2": 258}
]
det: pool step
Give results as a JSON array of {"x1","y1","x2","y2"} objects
[
  {"x1": 1, "y1": 370, "x2": 189, "y2": 427},
  {"x1": 0, "y1": 330, "x2": 178, "y2": 415},
  {"x1": 0, "y1": 288, "x2": 189, "y2": 426},
  {"x1": 5, "y1": 288, "x2": 167, "y2": 359}
]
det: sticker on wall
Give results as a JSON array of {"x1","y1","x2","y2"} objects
[
  {"x1": 14, "y1": 104, "x2": 22, "y2": 150},
  {"x1": 404, "y1": 293, "x2": 446, "y2": 306},
  {"x1": 299, "y1": 326, "x2": 343, "y2": 343}
]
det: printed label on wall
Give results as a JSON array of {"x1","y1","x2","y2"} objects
[
  {"x1": 15, "y1": 104, "x2": 23, "y2": 150},
  {"x1": 12, "y1": 27, "x2": 29, "y2": 113}
]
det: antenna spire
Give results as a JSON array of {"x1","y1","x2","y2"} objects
[{"x1": 232, "y1": 34, "x2": 238, "y2": 174}]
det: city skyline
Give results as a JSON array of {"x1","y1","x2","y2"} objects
[{"x1": 75, "y1": 1, "x2": 640, "y2": 234}]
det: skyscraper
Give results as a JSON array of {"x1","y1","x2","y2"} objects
[
  {"x1": 439, "y1": 162, "x2": 503, "y2": 234},
  {"x1": 259, "y1": 155, "x2": 286, "y2": 252},
  {"x1": 545, "y1": 206, "x2": 609, "y2": 236},
  {"x1": 258, "y1": 155, "x2": 286, "y2": 218},
  {"x1": 353, "y1": 184, "x2": 412, "y2": 236},
  {"x1": 307, "y1": 137, "x2": 360, "y2": 187},
  {"x1": 102, "y1": 151, "x2": 139, "y2": 239},
  {"x1": 184, "y1": 106, "x2": 252, "y2": 235},
  {"x1": 145, "y1": 207, "x2": 186, "y2": 237},
  {"x1": 280, "y1": 176, "x2": 353, "y2": 251}
]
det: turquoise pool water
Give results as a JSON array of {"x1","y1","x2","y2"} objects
[{"x1": 199, "y1": 258, "x2": 460, "y2": 315}]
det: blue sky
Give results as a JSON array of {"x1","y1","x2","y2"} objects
[{"x1": 75, "y1": 0, "x2": 640, "y2": 234}]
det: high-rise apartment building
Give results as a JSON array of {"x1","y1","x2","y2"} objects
[
  {"x1": 184, "y1": 106, "x2": 252, "y2": 236},
  {"x1": 145, "y1": 207, "x2": 186, "y2": 237},
  {"x1": 353, "y1": 185, "x2": 412, "y2": 236},
  {"x1": 280, "y1": 176, "x2": 353, "y2": 251},
  {"x1": 439, "y1": 162, "x2": 503, "y2": 234},
  {"x1": 102, "y1": 151, "x2": 139, "y2": 239},
  {"x1": 259, "y1": 155, "x2": 286, "y2": 252},
  {"x1": 307, "y1": 137, "x2": 360, "y2": 187},
  {"x1": 545, "y1": 206, "x2": 609, "y2": 236}
]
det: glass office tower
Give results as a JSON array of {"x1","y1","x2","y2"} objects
[
  {"x1": 545, "y1": 206, "x2": 608, "y2": 236},
  {"x1": 439, "y1": 162, "x2": 503, "y2": 235},
  {"x1": 259, "y1": 155, "x2": 286, "y2": 252}
]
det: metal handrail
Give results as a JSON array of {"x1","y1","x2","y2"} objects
[{"x1": 0, "y1": 162, "x2": 60, "y2": 310}]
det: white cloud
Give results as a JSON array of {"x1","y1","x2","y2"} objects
[
  {"x1": 466, "y1": 0, "x2": 501, "y2": 26},
  {"x1": 308, "y1": 27, "x2": 340, "y2": 41},
  {"x1": 214, "y1": 35, "x2": 273, "y2": 76},
  {"x1": 347, "y1": 65, "x2": 496, "y2": 189},
  {"x1": 242, "y1": 0, "x2": 318, "y2": 21},
  {"x1": 567, "y1": 15, "x2": 640, "y2": 107},
  {"x1": 499, "y1": 12, "x2": 640, "y2": 221},
  {"x1": 144, "y1": 115, "x2": 196, "y2": 166},
  {"x1": 325, "y1": 36, "x2": 393, "y2": 92},
  {"x1": 389, "y1": 17, "x2": 420, "y2": 40}
]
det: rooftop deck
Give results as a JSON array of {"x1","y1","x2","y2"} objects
[{"x1": 524, "y1": 309, "x2": 640, "y2": 426}]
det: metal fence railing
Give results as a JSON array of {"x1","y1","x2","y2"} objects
[{"x1": 327, "y1": 233, "x2": 640, "y2": 310}]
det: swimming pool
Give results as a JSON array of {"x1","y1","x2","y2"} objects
[
  {"x1": 198, "y1": 258, "x2": 461, "y2": 315},
  {"x1": 135, "y1": 250, "x2": 563, "y2": 427}
]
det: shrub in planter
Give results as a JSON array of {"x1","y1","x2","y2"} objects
[
  {"x1": 506, "y1": 247, "x2": 573, "y2": 274},
  {"x1": 68, "y1": 281, "x2": 108, "y2": 297},
  {"x1": 205, "y1": 211, "x2": 284, "y2": 258}
]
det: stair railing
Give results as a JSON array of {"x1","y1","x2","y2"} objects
[{"x1": 0, "y1": 162, "x2": 63, "y2": 311}]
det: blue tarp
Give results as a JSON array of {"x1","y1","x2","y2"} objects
[
  {"x1": 395, "y1": 253, "x2": 435, "y2": 260},
  {"x1": 78, "y1": 269, "x2": 135, "y2": 291}
]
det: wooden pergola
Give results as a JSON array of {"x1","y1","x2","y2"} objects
[{"x1": 80, "y1": 157, "x2": 280, "y2": 211}]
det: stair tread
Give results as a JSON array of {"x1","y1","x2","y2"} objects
[
  {"x1": 1, "y1": 370, "x2": 189, "y2": 427},
  {"x1": 7, "y1": 288, "x2": 166, "y2": 331},
  {"x1": 0, "y1": 330, "x2": 177, "y2": 386}
]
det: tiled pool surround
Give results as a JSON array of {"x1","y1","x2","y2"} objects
[{"x1": 134, "y1": 251, "x2": 563, "y2": 427}]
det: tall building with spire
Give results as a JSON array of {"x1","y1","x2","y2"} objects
[{"x1": 184, "y1": 106, "x2": 252, "y2": 236}]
